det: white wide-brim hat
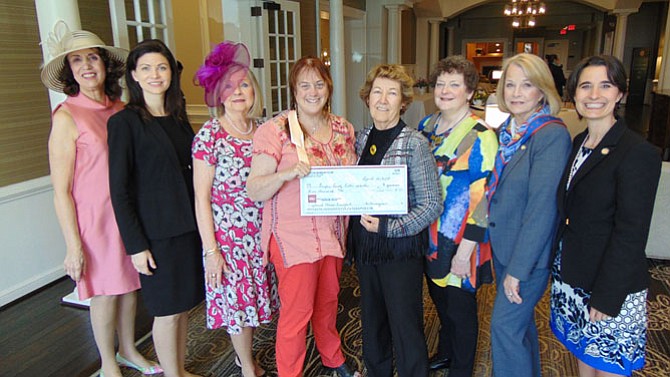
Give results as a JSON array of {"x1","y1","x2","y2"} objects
[{"x1": 40, "y1": 20, "x2": 128, "y2": 92}]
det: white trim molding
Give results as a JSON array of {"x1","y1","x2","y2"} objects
[{"x1": 0, "y1": 176, "x2": 66, "y2": 307}]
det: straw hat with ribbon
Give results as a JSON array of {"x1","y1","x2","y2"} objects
[{"x1": 40, "y1": 20, "x2": 128, "y2": 92}]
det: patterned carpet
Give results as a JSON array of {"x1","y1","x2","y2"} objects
[{"x1": 128, "y1": 259, "x2": 670, "y2": 377}]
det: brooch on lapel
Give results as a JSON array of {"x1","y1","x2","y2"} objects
[{"x1": 601, "y1": 148, "x2": 610, "y2": 155}]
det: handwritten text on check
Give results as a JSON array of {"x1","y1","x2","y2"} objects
[{"x1": 300, "y1": 165, "x2": 408, "y2": 216}]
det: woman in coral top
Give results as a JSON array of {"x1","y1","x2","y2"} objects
[{"x1": 247, "y1": 57, "x2": 361, "y2": 377}]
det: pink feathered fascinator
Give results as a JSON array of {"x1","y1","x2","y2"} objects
[{"x1": 195, "y1": 41, "x2": 251, "y2": 107}]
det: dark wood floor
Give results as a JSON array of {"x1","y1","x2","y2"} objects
[{"x1": 0, "y1": 278, "x2": 153, "y2": 377}]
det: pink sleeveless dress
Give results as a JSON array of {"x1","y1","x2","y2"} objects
[{"x1": 56, "y1": 94, "x2": 140, "y2": 299}]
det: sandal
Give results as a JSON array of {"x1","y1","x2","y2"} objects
[
  {"x1": 331, "y1": 363, "x2": 362, "y2": 377},
  {"x1": 235, "y1": 355, "x2": 266, "y2": 377},
  {"x1": 116, "y1": 353, "x2": 163, "y2": 375}
]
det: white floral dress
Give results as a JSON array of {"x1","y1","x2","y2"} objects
[{"x1": 192, "y1": 118, "x2": 279, "y2": 335}]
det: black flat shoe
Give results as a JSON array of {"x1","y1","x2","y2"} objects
[
  {"x1": 428, "y1": 355, "x2": 451, "y2": 371},
  {"x1": 331, "y1": 363, "x2": 362, "y2": 377}
]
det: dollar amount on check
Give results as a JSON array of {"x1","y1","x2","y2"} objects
[{"x1": 300, "y1": 165, "x2": 408, "y2": 216}]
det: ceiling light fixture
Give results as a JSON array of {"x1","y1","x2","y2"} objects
[{"x1": 503, "y1": 0, "x2": 546, "y2": 28}]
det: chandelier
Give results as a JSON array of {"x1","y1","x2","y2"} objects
[{"x1": 503, "y1": 0, "x2": 546, "y2": 28}]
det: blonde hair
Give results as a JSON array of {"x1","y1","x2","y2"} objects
[
  {"x1": 497, "y1": 53, "x2": 562, "y2": 115},
  {"x1": 359, "y1": 64, "x2": 415, "y2": 114},
  {"x1": 213, "y1": 70, "x2": 264, "y2": 120}
]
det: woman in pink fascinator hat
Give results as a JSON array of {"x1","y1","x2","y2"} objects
[{"x1": 192, "y1": 41, "x2": 277, "y2": 377}]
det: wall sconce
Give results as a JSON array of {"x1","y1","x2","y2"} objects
[{"x1": 321, "y1": 49, "x2": 331, "y2": 67}]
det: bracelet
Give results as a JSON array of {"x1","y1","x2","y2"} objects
[{"x1": 202, "y1": 247, "x2": 219, "y2": 257}]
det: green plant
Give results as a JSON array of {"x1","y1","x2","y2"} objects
[
  {"x1": 472, "y1": 87, "x2": 489, "y2": 105},
  {"x1": 413, "y1": 78, "x2": 429, "y2": 88}
]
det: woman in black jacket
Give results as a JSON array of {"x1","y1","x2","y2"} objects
[
  {"x1": 550, "y1": 55, "x2": 661, "y2": 377},
  {"x1": 108, "y1": 39, "x2": 204, "y2": 377}
]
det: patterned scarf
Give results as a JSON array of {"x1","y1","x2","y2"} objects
[{"x1": 487, "y1": 104, "x2": 564, "y2": 205}]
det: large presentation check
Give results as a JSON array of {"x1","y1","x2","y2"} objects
[{"x1": 300, "y1": 165, "x2": 408, "y2": 216}]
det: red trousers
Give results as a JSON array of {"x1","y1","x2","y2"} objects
[{"x1": 270, "y1": 237, "x2": 346, "y2": 377}]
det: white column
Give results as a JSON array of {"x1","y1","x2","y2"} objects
[
  {"x1": 34, "y1": 0, "x2": 89, "y2": 307},
  {"x1": 447, "y1": 25, "x2": 455, "y2": 57},
  {"x1": 658, "y1": 4, "x2": 670, "y2": 90},
  {"x1": 612, "y1": 9, "x2": 636, "y2": 61},
  {"x1": 385, "y1": 4, "x2": 402, "y2": 64},
  {"x1": 428, "y1": 18, "x2": 442, "y2": 68},
  {"x1": 315, "y1": 0, "x2": 321, "y2": 56},
  {"x1": 330, "y1": 0, "x2": 346, "y2": 117},
  {"x1": 35, "y1": 0, "x2": 81, "y2": 110}
]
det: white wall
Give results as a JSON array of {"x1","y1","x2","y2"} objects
[{"x1": 0, "y1": 176, "x2": 66, "y2": 307}]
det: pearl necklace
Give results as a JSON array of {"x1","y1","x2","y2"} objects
[{"x1": 224, "y1": 112, "x2": 253, "y2": 135}]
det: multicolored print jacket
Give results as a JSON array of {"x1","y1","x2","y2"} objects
[{"x1": 418, "y1": 113, "x2": 498, "y2": 289}]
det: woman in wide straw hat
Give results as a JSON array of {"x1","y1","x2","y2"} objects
[{"x1": 42, "y1": 21, "x2": 162, "y2": 376}]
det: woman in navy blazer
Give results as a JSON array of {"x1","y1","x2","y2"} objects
[
  {"x1": 108, "y1": 40, "x2": 204, "y2": 377},
  {"x1": 550, "y1": 55, "x2": 661, "y2": 376},
  {"x1": 486, "y1": 53, "x2": 571, "y2": 377}
]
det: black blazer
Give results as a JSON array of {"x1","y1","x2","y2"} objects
[
  {"x1": 556, "y1": 119, "x2": 661, "y2": 316},
  {"x1": 108, "y1": 108, "x2": 197, "y2": 255}
]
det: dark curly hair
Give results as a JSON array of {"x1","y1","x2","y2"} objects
[
  {"x1": 429, "y1": 55, "x2": 479, "y2": 93},
  {"x1": 58, "y1": 48, "x2": 124, "y2": 100}
]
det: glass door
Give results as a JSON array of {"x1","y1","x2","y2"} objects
[
  {"x1": 109, "y1": 0, "x2": 174, "y2": 49},
  {"x1": 259, "y1": 0, "x2": 301, "y2": 116}
]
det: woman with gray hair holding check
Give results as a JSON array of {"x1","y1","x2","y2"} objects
[{"x1": 348, "y1": 63, "x2": 442, "y2": 377}]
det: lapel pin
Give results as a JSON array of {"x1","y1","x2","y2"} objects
[
  {"x1": 521, "y1": 145, "x2": 527, "y2": 150},
  {"x1": 601, "y1": 148, "x2": 610, "y2": 155}
]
